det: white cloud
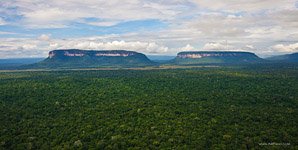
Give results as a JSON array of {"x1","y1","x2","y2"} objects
[
  {"x1": 268, "y1": 9, "x2": 298, "y2": 28},
  {"x1": 2, "y1": 0, "x2": 187, "y2": 28},
  {"x1": 24, "y1": 8, "x2": 80, "y2": 22},
  {"x1": 58, "y1": 40, "x2": 169, "y2": 54},
  {"x1": 203, "y1": 42, "x2": 232, "y2": 50},
  {"x1": 181, "y1": 44, "x2": 195, "y2": 51},
  {"x1": 49, "y1": 43, "x2": 60, "y2": 49},
  {"x1": 272, "y1": 43, "x2": 298, "y2": 53},
  {"x1": 0, "y1": 38, "x2": 37, "y2": 50},
  {"x1": 38, "y1": 34, "x2": 51, "y2": 41},
  {"x1": 1, "y1": 35, "x2": 297, "y2": 58},
  {"x1": 21, "y1": 7, "x2": 87, "y2": 28},
  {"x1": 83, "y1": 21, "x2": 120, "y2": 27},
  {"x1": 245, "y1": 45, "x2": 255, "y2": 50},
  {"x1": 0, "y1": 37, "x2": 170, "y2": 58},
  {"x1": 0, "y1": 17, "x2": 6, "y2": 25},
  {"x1": 21, "y1": 44, "x2": 37, "y2": 50},
  {"x1": 0, "y1": 0, "x2": 298, "y2": 57},
  {"x1": 193, "y1": 0, "x2": 296, "y2": 12}
]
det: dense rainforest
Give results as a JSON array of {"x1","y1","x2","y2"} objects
[{"x1": 0, "y1": 65, "x2": 297, "y2": 149}]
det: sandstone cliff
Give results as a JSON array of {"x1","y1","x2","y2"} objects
[{"x1": 173, "y1": 51, "x2": 263, "y2": 64}]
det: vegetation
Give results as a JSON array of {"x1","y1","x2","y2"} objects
[
  {"x1": 266, "y1": 52, "x2": 298, "y2": 63},
  {"x1": 0, "y1": 65, "x2": 297, "y2": 149},
  {"x1": 0, "y1": 58, "x2": 44, "y2": 70}
]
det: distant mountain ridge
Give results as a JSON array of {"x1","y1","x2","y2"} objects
[
  {"x1": 266, "y1": 52, "x2": 298, "y2": 63},
  {"x1": 30, "y1": 49, "x2": 155, "y2": 68},
  {"x1": 0, "y1": 58, "x2": 44, "y2": 70},
  {"x1": 18, "y1": 50, "x2": 296, "y2": 69},
  {"x1": 171, "y1": 51, "x2": 263, "y2": 65}
]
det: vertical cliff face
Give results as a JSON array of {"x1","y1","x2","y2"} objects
[
  {"x1": 48, "y1": 49, "x2": 139, "y2": 59},
  {"x1": 174, "y1": 51, "x2": 263, "y2": 64},
  {"x1": 177, "y1": 51, "x2": 256, "y2": 58},
  {"x1": 35, "y1": 49, "x2": 155, "y2": 68}
]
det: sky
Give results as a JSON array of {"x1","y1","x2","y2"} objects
[{"x1": 0, "y1": 0, "x2": 298, "y2": 58}]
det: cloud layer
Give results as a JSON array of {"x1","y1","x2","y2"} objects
[{"x1": 0, "y1": 0, "x2": 298, "y2": 58}]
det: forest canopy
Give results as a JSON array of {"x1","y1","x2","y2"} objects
[{"x1": 0, "y1": 65, "x2": 297, "y2": 149}]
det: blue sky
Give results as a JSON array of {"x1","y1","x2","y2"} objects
[{"x1": 0, "y1": 0, "x2": 298, "y2": 58}]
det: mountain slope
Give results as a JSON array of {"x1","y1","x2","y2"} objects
[
  {"x1": 171, "y1": 51, "x2": 263, "y2": 65},
  {"x1": 0, "y1": 58, "x2": 44, "y2": 70},
  {"x1": 29, "y1": 49, "x2": 155, "y2": 68},
  {"x1": 266, "y1": 52, "x2": 298, "y2": 63}
]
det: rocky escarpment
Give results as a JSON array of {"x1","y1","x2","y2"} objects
[
  {"x1": 173, "y1": 51, "x2": 263, "y2": 64},
  {"x1": 33, "y1": 49, "x2": 155, "y2": 68},
  {"x1": 48, "y1": 49, "x2": 138, "y2": 59},
  {"x1": 177, "y1": 51, "x2": 256, "y2": 58}
]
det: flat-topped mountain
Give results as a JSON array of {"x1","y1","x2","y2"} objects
[
  {"x1": 31, "y1": 49, "x2": 155, "y2": 68},
  {"x1": 266, "y1": 52, "x2": 298, "y2": 63},
  {"x1": 172, "y1": 51, "x2": 263, "y2": 65},
  {"x1": 48, "y1": 49, "x2": 139, "y2": 59}
]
